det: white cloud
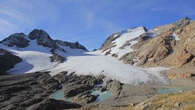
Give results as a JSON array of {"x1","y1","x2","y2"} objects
[
  {"x1": 0, "y1": 0, "x2": 60, "y2": 39},
  {"x1": 0, "y1": 8, "x2": 33, "y2": 26},
  {"x1": 84, "y1": 11, "x2": 95, "y2": 28},
  {"x1": 0, "y1": 18, "x2": 18, "y2": 36}
]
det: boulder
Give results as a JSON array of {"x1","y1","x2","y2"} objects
[{"x1": 106, "y1": 80, "x2": 122, "y2": 97}]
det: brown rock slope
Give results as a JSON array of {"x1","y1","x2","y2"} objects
[
  {"x1": 130, "y1": 90, "x2": 195, "y2": 110},
  {"x1": 78, "y1": 90, "x2": 195, "y2": 110},
  {"x1": 121, "y1": 17, "x2": 195, "y2": 80}
]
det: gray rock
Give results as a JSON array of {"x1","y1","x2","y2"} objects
[
  {"x1": 174, "y1": 17, "x2": 191, "y2": 30},
  {"x1": 28, "y1": 29, "x2": 57, "y2": 48},
  {"x1": 0, "y1": 72, "x2": 60, "y2": 110},
  {"x1": 1, "y1": 33, "x2": 29, "y2": 48},
  {"x1": 100, "y1": 32, "x2": 120, "y2": 52},
  {"x1": 72, "y1": 91, "x2": 97, "y2": 105},
  {"x1": 49, "y1": 54, "x2": 66, "y2": 63},
  {"x1": 63, "y1": 83, "x2": 92, "y2": 97},
  {"x1": 0, "y1": 48, "x2": 22, "y2": 74},
  {"x1": 55, "y1": 40, "x2": 88, "y2": 51},
  {"x1": 53, "y1": 72, "x2": 104, "y2": 105},
  {"x1": 27, "y1": 98, "x2": 81, "y2": 110},
  {"x1": 106, "y1": 80, "x2": 122, "y2": 97}
]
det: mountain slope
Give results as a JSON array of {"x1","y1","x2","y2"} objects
[
  {"x1": 0, "y1": 29, "x2": 87, "y2": 74},
  {"x1": 100, "y1": 26, "x2": 147, "y2": 58},
  {"x1": 0, "y1": 28, "x2": 168, "y2": 85},
  {"x1": 116, "y1": 17, "x2": 195, "y2": 80}
]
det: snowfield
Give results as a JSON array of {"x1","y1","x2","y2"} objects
[
  {"x1": 0, "y1": 40, "x2": 59, "y2": 74},
  {"x1": 52, "y1": 54, "x2": 168, "y2": 84},
  {"x1": 49, "y1": 51, "x2": 168, "y2": 84},
  {"x1": 1, "y1": 41, "x2": 168, "y2": 84}
]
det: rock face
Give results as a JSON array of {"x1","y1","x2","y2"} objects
[
  {"x1": 0, "y1": 72, "x2": 60, "y2": 110},
  {"x1": 0, "y1": 29, "x2": 88, "y2": 52},
  {"x1": 116, "y1": 17, "x2": 195, "y2": 80},
  {"x1": 104, "y1": 79, "x2": 156, "y2": 106},
  {"x1": 56, "y1": 40, "x2": 88, "y2": 51},
  {"x1": 99, "y1": 26, "x2": 147, "y2": 58},
  {"x1": 28, "y1": 29, "x2": 58, "y2": 49},
  {"x1": 71, "y1": 91, "x2": 98, "y2": 105},
  {"x1": 106, "y1": 80, "x2": 123, "y2": 97},
  {"x1": 131, "y1": 90, "x2": 195, "y2": 110},
  {"x1": 0, "y1": 48, "x2": 22, "y2": 74},
  {"x1": 50, "y1": 54, "x2": 66, "y2": 63},
  {"x1": 0, "y1": 33, "x2": 29, "y2": 48},
  {"x1": 28, "y1": 98, "x2": 81, "y2": 110},
  {"x1": 100, "y1": 32, "x2": 121, "y2": 52},
  {"x1": 53, "y1": 72, "x2": 103, "y2": 105}
]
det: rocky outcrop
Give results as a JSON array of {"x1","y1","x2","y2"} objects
[
  {"x1": 28, "y1": 29, "x2": 58, "y2": 49},
  {"x1": 62, "y1": 73, "x2": 102, "y2": 97},
  {"x1": 106, "y1": 80, "x2": 123, "y2": 97},
  {"x1": 50, "y1": 54, "x2": 66, "y2": 63},
  {"x1": 119, "y1": 18, "x2": 195, "y2": 80},
  {"x1": 0, "y1": 33, "x2": 29, "y2": 48},
  {"x1": 166, "y1": 67, "x2": 195, "y2": 80},
  {"x1": 105, "y1": 80, "x2": 156, "y2": 105},
  {"x1": 100, "y1": 32, "x2": 120, "y2": 52},
  {"x1": 53, "y1": 72, "x2": 103, "y2": 105},
  {"x1": 130, "y1": 90, "x2": 195, "y2": 110},
  {"x1": 28, "y1": 98, "x2": 81, "y2": 110},
  {"x1": 72, "y1": 91, "x2": 98, "y2": 105},
  {"x1": 99, "y1": 27, "x2": 147, "y2": 58},
  {"x1": 0, "y1": 72, "x2": 60, "y2": 110},
  {"x1": 56, "y1": 40, "x2": 88, "y2": 51},
  {"x1": 0, "y1": 48, "x2": 22, "y2": 74},
  {"x1": 29, "y1": 29, "x2": 88, "y2": 51},
  {"x1": 117, "y1": 18, "x2": 195, "y2": 81}
]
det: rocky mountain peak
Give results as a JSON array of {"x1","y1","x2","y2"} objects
[
  {"x1": 28, "y1": 29, "x2": 57, "y2": 48},
  {"x1": 1, "y1": 33, "x2": 29, "y2": 48},
  {"x1": 29, "y1": 29, "x2": 51, "y2": 40},
  {"x1": 174, "y1": 17, "x2": 191, "y2": 29},
  {"x1": 0, "y1": 29, "x2": 88, "y2": 52},
  {"x1": 121, "y1": 26, "x2": 147, "y2": 34}
]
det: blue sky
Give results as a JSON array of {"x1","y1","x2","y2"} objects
[{"x1": 0, "y1": 0, "x2": 195, "y2": 50}]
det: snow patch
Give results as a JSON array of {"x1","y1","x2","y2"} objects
[
  {"x1": 172, "y1": 33, "x2": 180, "y2": 40},
  {"x1": 102, "y1": 27, "x2": 146, "y2": 58}
]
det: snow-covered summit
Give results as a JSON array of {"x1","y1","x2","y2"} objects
[
  {"x1": 28, "y1": 29, "x2": 57, "y2": 49},
  {"x1": 0, "y1": 29, "x2": 87, "y2": 52},
  {"x1": 99, "y1": 26, "x2": 147, "y2": 58},
  {"x1": 0, "y1": 33, "x2": 29, "y2": 48},
  {"x1": 0, "y1": 29, "x2": 88, "y2": 74}
]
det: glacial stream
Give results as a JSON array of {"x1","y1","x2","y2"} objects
[
  {"x1": 49, "y1": 89, "x2": 112, "y2": 102},
  {"x1": 157, "y1": 87, "x2": 194, "y2": 94}
]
